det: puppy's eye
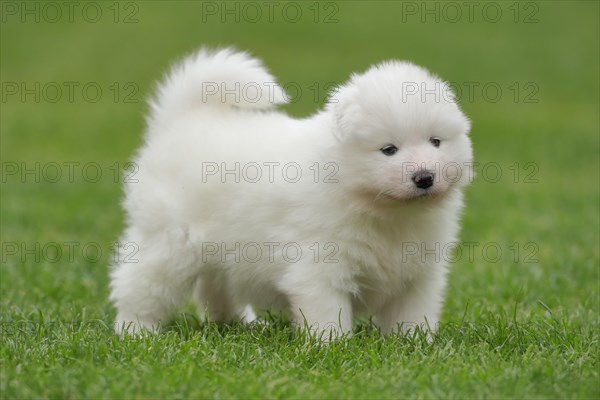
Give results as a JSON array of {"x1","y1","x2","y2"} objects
[
  {"x1": 380, "y1": 144, "x2": 398, "y2": 156},
  {"x1": 429, "y1": 137, "x2": 441, "y2": 148}
]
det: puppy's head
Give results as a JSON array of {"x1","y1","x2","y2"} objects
[{"x1": 328, "y1": 61, "x2": 473, "y2": 204}]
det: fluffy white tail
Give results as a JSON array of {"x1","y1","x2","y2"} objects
[{"x1": 149, "y1": 47, "x2": 288, "y2": 120}]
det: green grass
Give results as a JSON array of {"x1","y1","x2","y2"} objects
[{"x1": 1, "y1": 1, "x2": 599, "y2": 398}]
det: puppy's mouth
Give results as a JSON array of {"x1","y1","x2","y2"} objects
[
  {"x1": 378, "y1": 188, "x2": 443, "y2": 203},
  {"x1": 354, "y1": 187, "x2": 448, "y2": 208}
]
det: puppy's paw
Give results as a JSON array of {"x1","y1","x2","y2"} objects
[
  {"x1": 240, "y1": 305, "x2": 257, "y2": 323},
  {"x1": 114, "y1": 314, "x2": 161, "y2": 337}
]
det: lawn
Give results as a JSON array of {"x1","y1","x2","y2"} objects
[{"x1": 1, "y1": 1, "x2": 599, "y2": 398}]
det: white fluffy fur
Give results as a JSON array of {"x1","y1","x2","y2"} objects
[{"x1": 110, "y1": 48, "x2": 473, "y2": 338}]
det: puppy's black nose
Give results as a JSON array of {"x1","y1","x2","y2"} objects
[{"x1": 412, "y1": 171, "x2": 434, "y2": 189}]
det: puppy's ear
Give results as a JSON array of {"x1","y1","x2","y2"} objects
[{"x1": 326, "y1": 79, "x2": 361, "y2": 141}]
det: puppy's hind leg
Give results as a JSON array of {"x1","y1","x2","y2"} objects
[{"x1": 109, "y1": 241, "x2": 197, "y2": 335}]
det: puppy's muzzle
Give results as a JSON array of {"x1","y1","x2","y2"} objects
[{"x1": 412, "y1": 171, "x2": 435, "y2": 189}]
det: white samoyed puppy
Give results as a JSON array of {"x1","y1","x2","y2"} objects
[{"x1": 110, "y1": 48, "x2": 473, "y2": 338}]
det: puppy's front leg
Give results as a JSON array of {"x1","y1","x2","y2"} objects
[
  {"x1": 287, "y1": 286, "x2": 353, "y2": 340},
  {"x1": 376, "y1": 271, "x2": 447, "y2": 337}
]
